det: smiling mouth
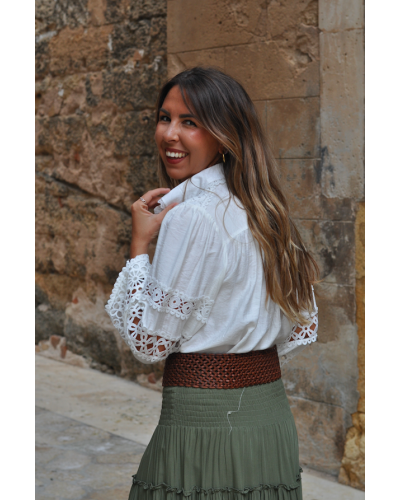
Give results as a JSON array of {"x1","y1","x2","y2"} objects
[{"x1": 165, "y1": 149, "x2": 188, "y2": 159}]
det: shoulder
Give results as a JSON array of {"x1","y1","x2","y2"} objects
[
  {"x1": 158, "y1": 202, "x2": 222, "y2": 253},
  {"x1": 160, "y1": 182, "x2": 249, "y2": 243},
  {"x1": 154, "y1": 200, "x2": 228, "y2": 270},
  {"x1": 207, "y1": 192, "x2": 249, "y2": 241},
  {"x1": 162, "y1": 198, "x2": 219, "y2": 233}
]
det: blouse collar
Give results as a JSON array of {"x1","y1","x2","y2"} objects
[{"x1": 154, "y1": 163, "x2": 225, "y2": 213}]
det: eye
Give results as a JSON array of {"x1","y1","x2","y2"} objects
[
  {"x1": 159, "y1": 114, "x2": 170, "y2": 122},
  {"x1": 183, "y1": 119, "x2": 197, "y2": 127}
]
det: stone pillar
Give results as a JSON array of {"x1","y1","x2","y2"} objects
[
  {"x1": 167, "y1": 0, "x2": 364, "y2": 484},
  {"x1": 318, "y1": 0, "x2": 365, "y2": 489}
]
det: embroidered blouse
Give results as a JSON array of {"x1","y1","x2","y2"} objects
[{"x1": 105, "y1": 163, "x2": 318, "y2": 366}]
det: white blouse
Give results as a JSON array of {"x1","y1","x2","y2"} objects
[{"x1": 105, "y1": 163, "x2": 318, "y2": 366}]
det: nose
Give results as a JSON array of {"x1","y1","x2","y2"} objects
[{"x1": 163, "y1": 119, "x2": 179, "y2": 142}]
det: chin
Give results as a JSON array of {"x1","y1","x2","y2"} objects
[{"x1": 165, "y1": 167, "x2": 189, "y2": 181}]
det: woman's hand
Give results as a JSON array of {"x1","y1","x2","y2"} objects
[{"x1": 130, "y1": 188, "x2": 178, "y2": 258}]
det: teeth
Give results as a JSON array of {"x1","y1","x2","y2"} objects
[{"x1": 166, "y1": 151, "x2": 188, "y2": 158}]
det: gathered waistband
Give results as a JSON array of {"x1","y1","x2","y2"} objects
[
  {"x1": 159, "y1": 378, "x2": 292, "y2": 428},
  {"x1": 162, "y1": 345, "x2": 281, "y2": 389}
]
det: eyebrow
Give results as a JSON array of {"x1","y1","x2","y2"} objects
[{"x1": 159, "y1": 108, "x2": 197, "y2": 119}]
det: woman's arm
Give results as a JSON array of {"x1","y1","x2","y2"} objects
[
  {"x1": 106, "y1": 200, "x2": 225, "y2": 364},
  {"x1": 127, "y1": 188, "x2": 179, "y2": 360},
  {"x1": 106, "y1": 188, "x2": 178, "y2": 363}
]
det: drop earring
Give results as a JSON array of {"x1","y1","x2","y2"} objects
[{"x1": 222, "y1": 153, "x2": 226, "y2": 163}]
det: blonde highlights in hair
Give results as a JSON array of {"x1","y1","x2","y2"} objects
[{"x1": 155, "y1": 67, "x2": 318, "y2": 324}]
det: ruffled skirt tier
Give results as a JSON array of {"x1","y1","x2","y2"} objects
[{"x1": 129, "y1": 379, "x2": 302, "y2": 499}]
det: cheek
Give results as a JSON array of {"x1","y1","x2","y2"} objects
[
  {"x1": 201, "y1": 133, "x2": 219, "y2": 156},
  {"x1": 188, "y1": 129, "x2": 215, "y2": 153}
]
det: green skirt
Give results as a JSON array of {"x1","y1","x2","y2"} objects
[{"x1": 129, "y1": 378, "x2": 302, "y2": 499}]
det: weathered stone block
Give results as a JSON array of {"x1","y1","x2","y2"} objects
[
  {"x1": 35, "y1": 174, "x2": 131, "y2": 285},
  {"x1": 276, "y1": 159, "x2": 322, "y2": 219},
  {"x1": 276, "y1": 159, "x2": 356, "y2": 221},
  {"x1": 319, "y1": 0, "x2": 364, "y2": 31},
  {"x1": 103, "y1": 0, "x2": 127, "y2": 24},
  {"x1": 36, "y1": 114, "x2": 84, "y2": 156},
  {"x1": 168, "y1": 48, "x2": 225, "y2": 79},
  {"x1": 87, "y1": 0, "x2": 107, "y2": 27},
  {"x1": 112, "y1": 111, "x2": 159, "y2": 157},
  {"x1": 339, "y1": 413, "x2": 365, "y2": 489},
  {"x1": 64, "y1": 318, "x2": 121, "y2": 372},
  {"x1": 320, "y1": 29, "x2": 364, "y2": 200},
  {"x1": 129, "y1": 0, "x2": 167, "y2": 21},
  {"x1": 36, "y1": 39, "x2": 50, "y2": 79},
  {"x1": 168, "y1": 0, "x2": 267, "y2": 54},
  {"x1": 288, "y1": 395, "x2": 351, "y2": 476},
  {"x1": 266, "y1": 0, "x2": 319, "y2": 64},
  {"x1": 256, "y1": 97, "x2": 320, "y2": 159},
  {"x1": 36, "y1": 0, "x2": 89, "y2": 33},
  {"x1": 49, "y1": 25, "x2": 113, "y2": 76},
  {"x1": 35, "y1": 302, "x2": 66, "y2": 344},
  {"x1": 355, "y1": 212, "x2": 365, "y2": 414},
  {"x1": 102, "y1": 65, "x2": 166, "y2": 111},
  {"x1": 35, "y1": 272, "x2": 88, "y2": 312},
  {"x1": 294, "y1": 219, "x2": 355, "y2": 285},
  {"x1": 63, "y1": 286, "x2": 121, "y2": 371},
  {"x1": 267, "y1": 0, "x2": 318, "y2": 36},
  {"x1": 313, "y1": 282, "x2": 356, "y2": 344},
  {"x1": 127, "y1": 155, "x2": 159, "y2": 198},
  {"x1": 338, "y1": 202, "x2": 365, "y2": 490},
  {"x1": 282, "y1": 283, "x2": 359, "y2": 413},
  {"x1": 226, "y1": 42, "x2": 319, "y2": 100},
  {"x1": 110, "y1": 16, "x2": 167, "y2": 64},
  {"x1": 36, "y1": 108, "x2": 158, "y2": 211}
]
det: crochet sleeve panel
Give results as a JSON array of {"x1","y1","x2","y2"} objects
[
  {"x1": 105, "y1": 254, "x2": 179, "y2": 364},
  {"x1": 277, "y1": 286, "x2": 318, "y2": 366}
]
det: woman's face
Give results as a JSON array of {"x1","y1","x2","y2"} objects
[{"x1": 155, "y1": 85, "x2": 222, "y2": 181}]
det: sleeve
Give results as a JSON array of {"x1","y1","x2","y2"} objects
[
  {"x1": 277, "y1": 286, "x2": 318, "y2": 367},
  {"x1": 105, "y1": 204, "x2": 226, "y2": 364}
]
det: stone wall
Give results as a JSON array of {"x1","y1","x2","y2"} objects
[
  {"x1": 167, "y1": 0, "x2": 364, "y2": 485},
  {"x1": 35, "y1": 0, "x2": 167, "y2": 379}
]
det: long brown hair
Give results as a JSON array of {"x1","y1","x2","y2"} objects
[{"x1": 155, "y1": 67, "x2": 318, "y2": 324}]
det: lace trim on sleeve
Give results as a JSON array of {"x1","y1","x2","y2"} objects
[
  {"x1": 277, "y1": 287, "x2": 318, "y2": 365},
  {"x1": 284, "y1": 309, "x2": 318, "y2": 346},
  {"x1": 123, "y1": 276, "x2": 214, "y2": 363},
  {"x1": 277, "y1": 311, "x2": 318, "y2": 367},
  {"x1": 124, "y1": 320, "x2": 180, "y2": 364},
  {"x1": 106, "y1": 255, "x2": 180, "y2": 363},
  {"x1": 105, "y1": 254, "x2": 151, "y2": 335},
  {"x1": 142, "y1": 277, "x2": 214, "y2": 323}
]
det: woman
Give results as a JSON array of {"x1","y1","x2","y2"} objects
[{"x1": 106, "y1": 67, "x2": 318, "y2": 499}]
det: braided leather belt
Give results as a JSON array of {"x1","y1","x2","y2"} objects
[{"x1": 162, "y1": 345, "x2": 281, "y2": 389}]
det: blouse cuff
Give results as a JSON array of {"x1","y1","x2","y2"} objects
[{"x1": 105, "y1": 254, "x2": 152, "y2": 336}]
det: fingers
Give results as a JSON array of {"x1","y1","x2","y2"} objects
[
  {"x1": 141, "y1": 188, "x2": 170, "y2": 206},
  {"x1": 132, "y1": 188, "x2": 170, "y2": 214},
  {"x1": 147, "y1": 196, "x2": 165, "y2": 209}
]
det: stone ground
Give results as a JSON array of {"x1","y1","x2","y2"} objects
[{"x1": 36, "y1": 355, "x2": 365, "y2": 500}]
